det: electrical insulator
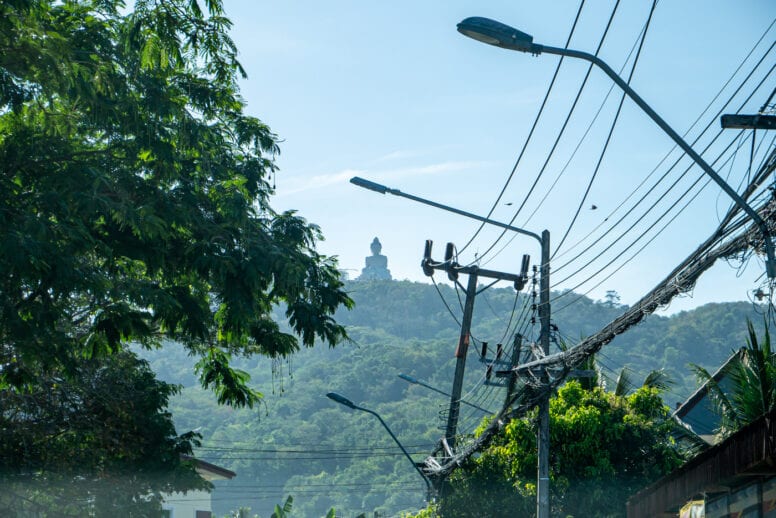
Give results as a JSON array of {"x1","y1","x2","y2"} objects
[
  {"x1": 515, "y1": 254, "x2": 530, "y2": 290},
  {"x1": 480, "y1": 341, "x2": 488, "y2": 358},
  {"x1": 422, "y1": 240, "x2": 434, "y2": 277},
  {"x1": 486, "y1": 365, "x2": 493, "y2": 380},
  {"x1": 444, "y1": 242, "x2": 454, "y2": 262},
  {"x1": 444, "y1": 242, "x2": 458, "y2": 281},
  {"x1": 496, "y1": 343, "x2": 503, "y2": 360}
]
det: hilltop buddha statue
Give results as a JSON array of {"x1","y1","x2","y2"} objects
[{"x1": 358, "y1": 237, "x2": 392, "y2": 281}]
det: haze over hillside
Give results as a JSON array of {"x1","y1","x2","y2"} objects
[{"x1": 143, "y1": 280, "x2": 764, "y2": 517}]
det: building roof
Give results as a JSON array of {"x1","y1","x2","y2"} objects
[
  {"x1": 673, "y1": 348, "x2": 743, "y2": 421},
  {"x1": 672, "y1": 348, "x2": 744, "y2": 441},
  {"x1": 626, "y1": 407, "x2": 776, "y2": 517},
  {"x1": 182, "y1": 455, "x2": 236, "y2": 482}
]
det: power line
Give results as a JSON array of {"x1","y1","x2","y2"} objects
[
  {"x1": 195, "y1": 444, "x2": 434, "y2": 453},
  {"x1": 196, "y1": 451, "x2": 431, "y2": 460},
  {"x1": 481, "y1": 17, "x2": 775, "y2": 281},
  {"x1": 550, "y1": 62, "x2": 776, "y2": 297},
  {"x1": 551, "y1": 43, "x2": 776, "y2": 279},
  {"x1": 553, "y1": 129, "x2": 776, "y2": 302},
  {"x1": 457, "y1": 0, "x2": 588, "y2": 257},
  {"x1": 551, "y1": 131, "x2": 750, "y2": 291},
  {"x1": 524, "y1": 28, "x2": 776, "y2": 273},
  {"x1": 469, "y1": 0, "x2": 624, "y2": 266},
  {"x1": 551, "y1": 0, "x2": 659, "y2": 257}
]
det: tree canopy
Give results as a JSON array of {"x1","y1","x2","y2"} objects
[
  {"x1": 0, "y1": 351, "x2": 206, "y2": 516},
  {"x1": 0, "y1": 0, "x2": 351, "y2": 513},
  {"x1": 426, "y1": 381, "x2": 685, "y2": 517},
  {"x1": 0, "y1": 0, "x2": 351, "y2": 404}
]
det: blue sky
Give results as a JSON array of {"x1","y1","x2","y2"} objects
[{"x1": 224, "y1": 0, "x2": 775, "y2": 315}]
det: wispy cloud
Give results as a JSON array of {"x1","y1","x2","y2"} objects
[
  {"x1": 277, "y1": 160, "x2": 490, "y2": 197},
  {"x1": 278, "y1": 168, "x2": 365, "y2": 196},
  {"x1": 380, "y1": 161, "x2": 487, "y2": 180},
  {"x1": 374, "y1": 149, "x2": 423, "y2": 162}
]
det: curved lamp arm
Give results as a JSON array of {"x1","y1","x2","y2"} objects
[{"x1": 326, "y1": 393, "x2": 433, "y2": 500}]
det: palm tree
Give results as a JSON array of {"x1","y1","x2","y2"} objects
[
  {"x1": 610, "y1": 367, "x2": 672, "y2": 396},
  {"x1": 689, "y1": 319, "x2": 776, "y2": 439},
  {"x1": 564, "y1": 336, "x2": 672, "y2": 396}
]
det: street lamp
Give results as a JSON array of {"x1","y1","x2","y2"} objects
[
  {"x1": 350, "y1": 177, "x2": 552, "y2": 517},
  {"x1": 325, "y1": 392, "x2": 433, "y2": 501},
  {"x1": 456, "y1": 16, "x2": 776, "y2": 281}
]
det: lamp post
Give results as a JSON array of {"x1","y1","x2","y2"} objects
[
  {"x1": 456, "y1": 16, "x2": 776, "y2": 281},
  {"x1": 349, "y1": 177, "x2": 551, "y2": 517},
  {"x1": 326, "y1": 392, "x2": 433, "y2": 502}
]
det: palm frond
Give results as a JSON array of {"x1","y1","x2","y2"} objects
[
  {"x1": 689, "y1": 363, "x2": 741, "y2": 438},
  {"x1": 574, "y1": 349, "x2": 599, "y2": 391},
  {"x1": 270, "y1": 495, "x2": 293, "y2": 518},
  {"x1": 729, "y1": 319, "x2": 776, "y2": 423},
  {"x1": 614, "y1": 368, "x2": 633, "y2": 397},
  {"x1": 643, "y1": 369, "x2": 673, "y2": 392}
]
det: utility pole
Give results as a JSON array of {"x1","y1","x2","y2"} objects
[
  {"x1": 537, "y1": 230, "x2": 551, "y2": 518},
  {"x1": 490, "y1": 234, "x2": 551, "y2": 518},
  {"x1": 446, "y1": 270, "x2": 478, "y2": 450},
  {"x1": 421, "y1": 240, "x2": 528, "y2": 452},
  {"x1": 349, "y1": 177, "x2": 551, "y2": 513}
]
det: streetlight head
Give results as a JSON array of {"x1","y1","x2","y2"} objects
[
  {"x1": 398, "y1": 373, "x2": 418, "y2": 384},
  {"x1": 326, "y1": 392, "x2": 357, "y2": 409},
  {"x1": 350, "y1": 176, "x2": 388, "y2": 194},
  {"x1": 457, "y1": 17, "x2": 536, "y2": 53}
]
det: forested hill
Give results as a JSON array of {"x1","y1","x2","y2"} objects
[
  {"x1": 328, "y1": 280, "x2": 761, "y2": 405},
  {"x1": 144, "y1": 280, "x2": 764, "y2": 517}
]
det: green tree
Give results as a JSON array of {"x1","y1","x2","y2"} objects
[
  {"x1": 0, "y1": 0, "x2": 351, "y2": 404},
  {"x1": 690, "y1": 319, "x2": 776, "y2": 439},
  {"x1": 603, "y1": 290, "x2": 621, "y2": 308},
  {"x1": 425, "y1": 381, "x2": 684, "y2": 518},
  {"x1": 560, "y1": 340, "x2": 671, "y2": 396},
  {"x1": 0, "y1": 0, "x2": 351, "y2": 514},
  {"x1": 0, "y1": 351, "x2": 206, "y2": 516}
]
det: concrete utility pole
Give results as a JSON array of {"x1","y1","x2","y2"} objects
[
  {"x1": 536, "y1": 230, "x2": 551, "y2": 518},
  {"x1": 447, "y1": 270, "x2": 478, "y2": 449},
  {"x1": 421, "y1": 240, "x2": 528, "y2": 451}
]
